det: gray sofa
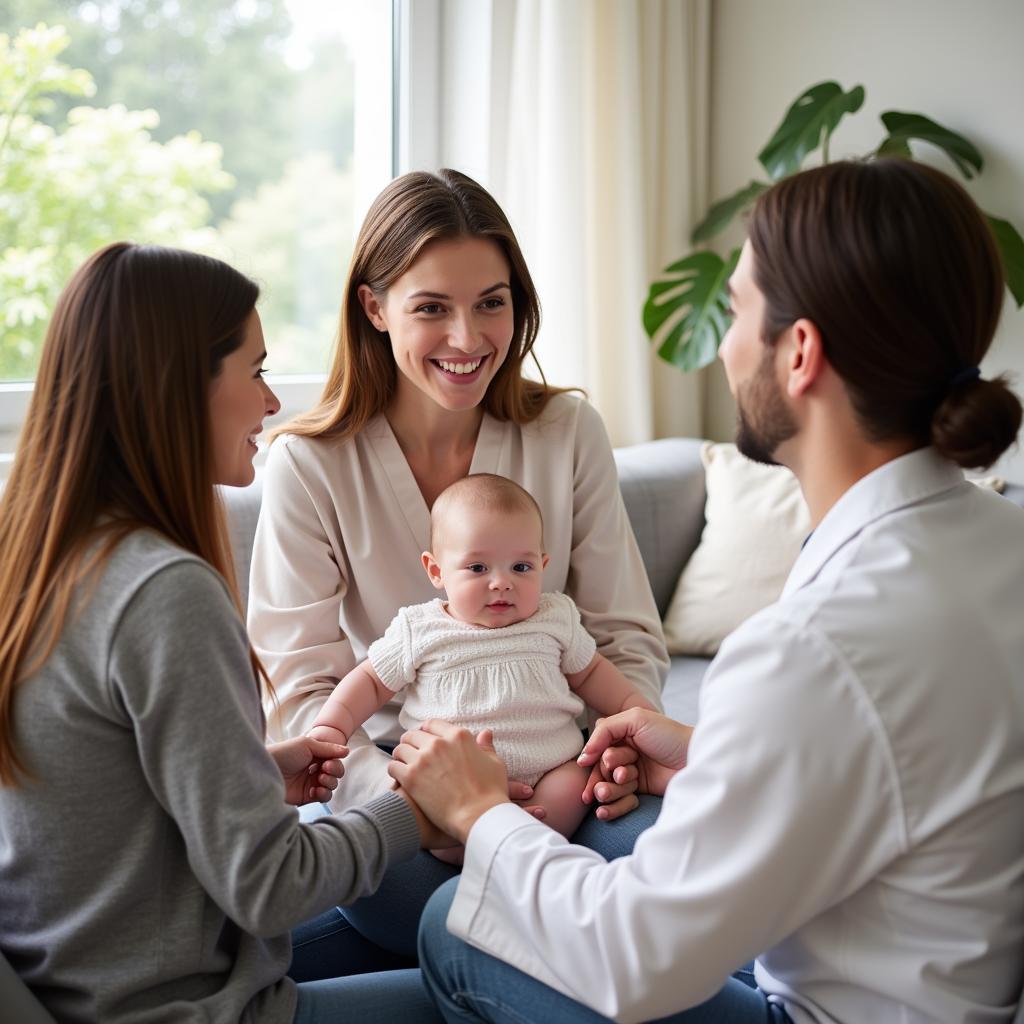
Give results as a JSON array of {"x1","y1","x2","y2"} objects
[
  {"x1": 221, "y1": 437, "x2": 718, "y2": 727},
  {"x1": 221, "y1": 437, "x2": 1024, "y2": 728},
  {"x1": 221, "y1": 437, "x2": 1024, "y2": 726}
]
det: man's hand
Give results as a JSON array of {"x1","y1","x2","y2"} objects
[
  {"x1": 388, "y1": 721, "x2": 510, "y2": 843},
  {"x1": 267, "y1": 736, "x2": 348, "y2": 806},
  {"x1": 579, "y1": 708, "x2": 692, "y2": 803},
  {"x1": 582, "y1": 751, "x2": 640, "y2": 821}
]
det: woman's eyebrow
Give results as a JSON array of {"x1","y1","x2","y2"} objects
[
  {"x1": 478, "y1": 282, "x2": 510, "y2": 296},
  {"x1": 407, "y1": 282, "x2": 510, "y2": 301}
]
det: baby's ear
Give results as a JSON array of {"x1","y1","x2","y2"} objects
[
  {"x1": 421, "y1": 551, "x2": 446, "y2": 590},
  {"x1": 542, "y1": 553, "x2": 550, "y2": 569}
]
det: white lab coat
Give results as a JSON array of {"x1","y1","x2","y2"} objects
[{"x1": 448, "y1": 447, "x2": 1024, "y2": 1023}]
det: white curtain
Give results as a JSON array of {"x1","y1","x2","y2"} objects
[{"x1": 435, "y1": 0, "x2": 711, "y2": 445}]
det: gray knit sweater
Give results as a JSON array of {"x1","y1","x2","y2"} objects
[{"x1": 0, "y1": 530, "x2": 421, "y2": 1023}]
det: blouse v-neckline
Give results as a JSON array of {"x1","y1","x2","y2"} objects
[{"x1": 365, "y1": 412, "x2": 507, "y2": 552}]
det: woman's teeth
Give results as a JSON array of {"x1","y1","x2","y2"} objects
[{"x1": 436, "y1": 358, "x2": 482, "y2": 375}]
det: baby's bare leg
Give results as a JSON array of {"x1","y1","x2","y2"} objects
[
  {"x1": 431, "y1": 762, "x2": 590, "y2": 864},
  {"x1": 526, "y1": 759, "x2": 591, "y2": 839}
]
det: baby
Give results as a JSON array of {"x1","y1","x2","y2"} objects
[{"x1": 308, "y1": 473, "x2": 656, "y2": 858}]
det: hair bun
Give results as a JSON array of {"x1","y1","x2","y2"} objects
[{"x1": 931, "y1": 374, "x2": 1023, "y2": 469}]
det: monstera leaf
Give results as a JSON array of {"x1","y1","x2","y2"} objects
[
  {"x1": 643, "y1": 250, "x2": 739, "y2": 372},
  {"x1": 757, "y1": 81, "x2": 865, "y2": 180},
  {"x1": 877, "y1": 112, "x2": 983, "y2": 179},
  {"x1": 645, "y1": 80, "x2": 1024, "y2": 374},
  {"x1": 986, "y1": 214, "x2": 1024, "y2": 307},
  {"x1": 691, "y1": 181, "x2": 770, "y2": 244}
]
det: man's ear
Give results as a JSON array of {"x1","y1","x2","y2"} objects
[
  {"x1": 357, "y1": 283, "x2": 388, "y2": 332},
  {"x1": 783, "y1": 317, "x2": 826, "y2": 399},
  {"x1": 422, "y1": 551, "x2": 445, "y2": 590}
]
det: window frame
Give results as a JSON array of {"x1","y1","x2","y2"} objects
[{"x1": 0, "y1": 0, "x2": 442, "y2": 477}]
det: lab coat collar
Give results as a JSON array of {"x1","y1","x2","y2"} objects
[{"x1": 782, "y1": 447, "x2": 965, "y2": 598}]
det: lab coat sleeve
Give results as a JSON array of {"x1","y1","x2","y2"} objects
[{"x1": 448, "y1": 612, "x2": 908, "y2": 1023}]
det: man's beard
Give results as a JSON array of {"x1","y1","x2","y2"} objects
[{"x1": 734, "y1": 348, "x2": 798, "y2": 467}]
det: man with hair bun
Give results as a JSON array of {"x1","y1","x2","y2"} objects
[{"x1": 397, "y1": 160, "x2": 1024, "y2": 1023}]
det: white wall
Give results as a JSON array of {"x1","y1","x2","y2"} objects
[{"x1": 703, "y1": 0, "x2": 1024, "y2": 482}]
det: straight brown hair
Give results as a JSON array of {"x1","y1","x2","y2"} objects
[
  {"x1": 278, "y1": 168, "x2": 573, "y2": 442},
  {"x1": 749, "y1": 159, "x2": 1021, "y2": 468},
  {"x1": 0, "y1": 242, "x2": 265, "y2": 785}
]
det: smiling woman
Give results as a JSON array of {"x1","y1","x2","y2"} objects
[
  {"x1": 207, "y1": 312, "x2": 281, "y2": 487},
  {"x1": 0, "y1": 242, "x2": 441, "y2": 1022},
  {"x1": 356, "y1": 236, "x2": 516, "y2": 419},
  {"x1": 246, "y1": 167, "x2": 670, "y2": 970}
]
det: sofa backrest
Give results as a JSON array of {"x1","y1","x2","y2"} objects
[
  {"x1": 219, "y1": 437, "x2": 710, "y2": 619},
  {"x1": 219, "y1": 440, "x2": 1024, "y2": 619}
]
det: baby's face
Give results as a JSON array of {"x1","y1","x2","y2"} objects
[{"x1": 423, "y1": 506, "x2": 547, "y2": 628}]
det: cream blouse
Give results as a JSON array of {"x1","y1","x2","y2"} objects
[{"x1": 248, "y1": 394, "x2": 667, "y2": 810}]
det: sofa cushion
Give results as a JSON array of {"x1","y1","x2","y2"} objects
[
  {"x1": 662, "y1": 442, "x2": 810, "y2": 657},
  {"x1": 613, "y1": 438, "x2": 707, "y2": 618}
]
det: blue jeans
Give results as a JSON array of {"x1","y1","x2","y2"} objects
[
  {"x1": 293, "y1": 968, "x2": 442, "y2": 1023},
  {"x1": 291, "y1": 793, "x2": 663, "y2": 973},
  {"x1": 418, "y1": 877, "x2": 793, "y2": 1023},
  {"x1": 338, "y1": 794, "x2": 663, "y2": 959}
]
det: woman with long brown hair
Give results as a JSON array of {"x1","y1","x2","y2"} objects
[
  {"x1": 247, "y1": 168, "x2": 669, "y2": 964},
  {"x1": 0, "y1": 243, "x2": 442, "y2": 1023}
]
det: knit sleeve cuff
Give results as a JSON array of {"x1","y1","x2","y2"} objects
[{"x1": 361, "y1": 790, "x2": 421, "y2": 865}]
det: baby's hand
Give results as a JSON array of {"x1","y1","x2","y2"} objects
[{"x1": 307, "y1": 723, "x2": 349, "y2": 746}]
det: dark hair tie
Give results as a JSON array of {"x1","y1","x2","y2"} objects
[{"x1": 949, "y1": 366, "x2": 981, "y2": 391}]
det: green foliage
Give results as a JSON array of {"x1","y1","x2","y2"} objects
[
  {"x1": 0, "y1": 0, "x2": 312, "y2": 219},
  {"x1": 691, "y1": 181, "x2": 769, "y2": 245},
  {"x1": 0, "y1": 24, "x2": 232, "y2": 379},
  {"x1": 643, "y1": 250, "x2": 739, "y2": 372},
  {"x1": 757, "y1": 82, "x2": 864, "y2": 179},
  {"x1": 876, "y1": 111, "x2": 983, "y2": 179},
  {"x1": 986, "y1": 214, "x2": 1024, "y2": 307},
  {"x1": 646, "y1": 80, "x2": 1024, "y2": 372}
]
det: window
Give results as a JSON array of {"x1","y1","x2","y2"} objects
[{"x1": 0, "y1": 0, "x2": 396, "y2": 465}]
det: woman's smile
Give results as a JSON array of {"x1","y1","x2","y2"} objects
[
  {"x1": 359, "y1": 236, "x2": 514, "y2": 414},
  {"x1": 430, "y1": 353, "x2": 490, "y2": 383}
]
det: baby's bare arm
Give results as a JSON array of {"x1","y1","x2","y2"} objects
[
  {"x1": 566, "y1": 653, "x2": 658, "y2": 717},
  {"x1": 307, "y1": 660, "x2": 396, "y2": 744}
]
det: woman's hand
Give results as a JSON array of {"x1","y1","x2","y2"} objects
[
  {"x1": 579, "y1": 708, "x2": 692, "y2": 805},
  {"x1": 267, "y1": 736, "x2": 348, "y2": 806},
  {"x1": 388, "y1": 721, "x2": 510, "y2": 843}
]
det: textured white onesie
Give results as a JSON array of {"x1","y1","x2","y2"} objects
[{"x1": 367, "y1": 592, "x2": 596, "y2": 785}]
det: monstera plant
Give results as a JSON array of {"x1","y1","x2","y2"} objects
[{"x1": 644, "y1": 81, "x2": 1024, "y2": 372}]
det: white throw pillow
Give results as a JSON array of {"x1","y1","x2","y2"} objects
[
  {"x1": 662, "y1": 444, "x2": 1008, "y2": 657},
  {"x1": 662, "y1": 442, "x2": 810, "y2": 656}
]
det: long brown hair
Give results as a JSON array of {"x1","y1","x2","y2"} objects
[
  {"x1": 280, "y1": 168, "x2": 572, "y2": 441},
  {"x1": 0, "y1": 242, "x2": 264, "y2": 785},
  {"x1": 748, "y1": 159, "x2": 1021, "y2": 468}
]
